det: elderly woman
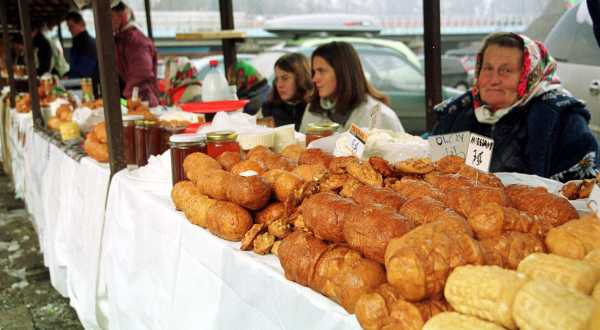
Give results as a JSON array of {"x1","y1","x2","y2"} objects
[
  {"x1": 300, "y1": 41, "x2": 404, "y2": 132},
  {"x1": 432, "y1": 32, "x2": 598, "y2": 181},
  {"x1": 228, "y1": 61, "x2": 270, "y2": 115},
  {"x1": 162, "y1": 57, "x2": 202, "y2": 105}
]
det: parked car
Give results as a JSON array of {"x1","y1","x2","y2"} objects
[
  {"x1": 419, "y1": 55, "x2": 474, "y2": 91},
  {"x1": 545, "y1": 2, "x2": 600, "y2": 137},
  {"x1": 251, "y1": 37, "x2": 461, "y2": 134}
]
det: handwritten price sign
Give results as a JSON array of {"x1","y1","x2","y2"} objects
[
  {"x1": 346, "y1": 123, "x2": 368, "y2": 158},
  {"x1": 465, "y1": 133, "x2": 494, "y2": 172},
  {"x1": 428, "y1": 131, "x2": 469, "y2": 161}
]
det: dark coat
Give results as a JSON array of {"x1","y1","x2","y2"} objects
[
  {"x1": 238, "y1": 79, "x2": 270, "y2": 115},
  {"x1": 432, "y1": 91, "x2": 599, "y2": 181},
  {"x1": 68, "y1": 30, "x2": 99, "y2": 95},
  {"x1": 261, "y1": 100, "x2": 307, "y2": 131}
]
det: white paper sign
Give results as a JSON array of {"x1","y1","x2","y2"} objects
[
  {"x1": 428, "y1": 131, "x2": 469, "y2": 161},
  {"x1": 465, "y1": 133, "x2": 494, "y2": 172},
  {"x1": 346, "y1": 123, "x2": 368, "y2": 158},
  {"x1": 587, "y1": 184, "x2": 600, "y2": 217}
]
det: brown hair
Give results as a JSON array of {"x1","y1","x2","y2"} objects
[
  {"x1": 476, "y1": 32, "x2": 524, "y2": 77},
  {"x1": 308, "y1": 41, "x2": 389, "y2": 121},
  {"x1": 268, "y1": 52, "x2": 313, "y2": 105}
]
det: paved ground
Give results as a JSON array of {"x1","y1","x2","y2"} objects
[{"x1": 0, "y1": 165, "x2": 83, "y2": 330}]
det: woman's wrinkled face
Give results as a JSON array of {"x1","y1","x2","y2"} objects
[
  {"x1": 478, "y1": 45, "x2": 523, "y2": 111},
  {"x1": 312, "y1": 56, "x2": 336, "y2": 100},
  {"x1": 275, "y1": 66, "x2": 296, "y2": 102}
]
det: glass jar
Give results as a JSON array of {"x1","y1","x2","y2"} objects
[
  {"x1": 170, "y1": 133, "x2": 207, "y2": 185},
  {"x1": 123, "y1": 115, "x2": 144, "y2": 165},
  {"x1": 40, "y1": 76, "x2": 55, "y2": 96},
  {"x1": 145, "y1": 120, "x2": 162, "y2": 158},
  {"x1": 206, "y1": 130, "x2": 240, "y2": 159},
  {"x1": 81, "y1": 78, "x2": 94, "y2": 102},
  {"x1": 160, "y1": 125, "x2": 187, "y2": 154},
  {"x1": 305, "y1": 122, "x2": 340, "y2": 145},
  {"x1": 134, "y1": 120, "x2": 147, "y2": 166},
  {"x1": 14, "y1": 65, "x2": 26, "y2": 77}
]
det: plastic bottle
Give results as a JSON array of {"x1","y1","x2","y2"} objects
[{"x1": 202, "y1": 60, "x2": 231, "y2": 102}]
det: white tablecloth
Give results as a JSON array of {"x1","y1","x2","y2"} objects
[
  {"x1": 20, "y1": 129, "x2": 111, "y2": 330},
  {"x1": 103, "y1": 171, "x2": 361, "y2": 330},
  {"x1": 9, "y1": 109, "x2": 33, "y2": 199}
]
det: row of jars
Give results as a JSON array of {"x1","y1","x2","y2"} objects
[{"x1": 122, "y1": 117, "x2": 339, "y2": 186}]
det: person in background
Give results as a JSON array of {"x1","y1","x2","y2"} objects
[
  {"x1": 162, "y1": 56, "x2": 202, "y2": 105},
  {"x1": 43, "y1": 20, "x2": 70, "y2": 77},
  {"x1": 432, "y1": 32, "x2": 598, "y2": 181},
  {"x1": 111, "y1": 1, "x2": 159, "y2": 106},
  {"x1": 65, "y1": 11, "x2": 99, "y2": 91},
  {"x1": 299, "y1": 41, "x2": 404, "y2": 132},
  {"x1": 227, "y1": 60, "x2": 270, "y2": 115},
  {"x1": 31, "y1": 22, "x2": 52, "y2": 76},
  {"x1": 261, "y1": 53, "x2": 312, "y2": 131},
  {"x1": 10, "y1": 34, "x2": 25, "y2": 66}
]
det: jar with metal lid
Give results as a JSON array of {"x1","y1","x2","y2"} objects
[
  {"x1": 305, "y1": 122, "x2": 340, "y2": 145},
  {"x1": 170, "y1": 133, "x2": 207, "y2": 185},
  {"x1": 81, "y1": 78, "x2": 94, "y2": 102},
  {"x1": 206, "y1": 130, "x2": 240, "y2": 159},
  {"x1": 123, "y1": 114, "x2": 144, "y2": 165},
  {"x1": 160, "y1": 124, "x2": 187, "y2": 154},
  {"x1": 145, "y1": 120, "x2": 162, "y2": 158},
  {"x1": 134, "y1": 120, "x2": 147, "y2": 166}
]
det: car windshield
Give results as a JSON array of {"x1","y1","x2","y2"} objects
[{"x1": 360, "y1": 50, "x2": 424, "y2": 90}]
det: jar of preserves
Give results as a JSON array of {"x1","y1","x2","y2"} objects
[
  {"x1": 206, "y1": 130, "x2": 240, "y2": 159},
  {"x1": 81, "y1": 78, "x2": 94, "y2": 102},
  {"x1": 40, "y1": 76, "x2": 55, "y2": 97},
  {"x1": 170, "y1": 133, "x2": 207, "y2": 185},
  {"x1": 123, "y1": 114, "x2": 144, "y2": 165},
  {"x1": 305, "y1": 122, "x2": 340, "y2": 145},
  {"x1": 160, "y1": 124, "x2": 187, "y2": 154},
  {"x1": 14, "y1": 65, "x2": 26, "y2": 77},
  {"x1": 134, "y1": 120, "x2": 147, "y2": 166},
  {"x1": 145, "y1": 120, "x2": 162, "y2": 158}
]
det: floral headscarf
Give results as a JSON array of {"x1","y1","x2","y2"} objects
[
  {"x1": 163, "y1": 57, "x2": 201, "y2": 105},
  {"x1": 471, "y1": 33, "x2": 565, "y2": 124},
  {"x1": 228, "y1": 61, "x2": 265, "y2": 96}
]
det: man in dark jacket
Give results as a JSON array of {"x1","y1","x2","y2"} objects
[
  {"x1": 65, "y1": 12, "x2": 99, "y2": 95},
  {"x1": 111, "y1": 1, "x2": 159, "y2": 106}
]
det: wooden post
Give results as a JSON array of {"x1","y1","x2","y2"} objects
[
  {"x1": 218, "y1": 0, "x2": 237, "y2": 78},
  {"x1": 423, "y1": 0, "x2": 442, "y2": 132},
  {"x1": 0, "y1": 0, "x2": 16, "y2": 107},
  {"x1": 91, "y1": 0, "x2": 126, "y2": 176},
  {"x1": 17, "y1": 0, "x2": 43, "y2": 129},
  {"x1": 144, "y1": 0, "x2": 153, "y2": 41},
  {"x1": 57, "y1": 21, "x2": 64, "y2": 47}
]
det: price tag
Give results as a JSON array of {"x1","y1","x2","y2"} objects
[
  {"x1": 465, "y1": 133, "x2": 494, "y2": 173},
  {"x1": 587, "y1": 184, "x2": 600, "y2": 218},
  {"x1": 428, "y1": 131, "x2": 469, "y2": 161},
  {"x1": 347, "y1": 123, "x2": 368, "y2": 158}
]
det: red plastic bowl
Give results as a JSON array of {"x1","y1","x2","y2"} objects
[{"x1": 179, "y1": 100, "x2": 249, "y2": 114}]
